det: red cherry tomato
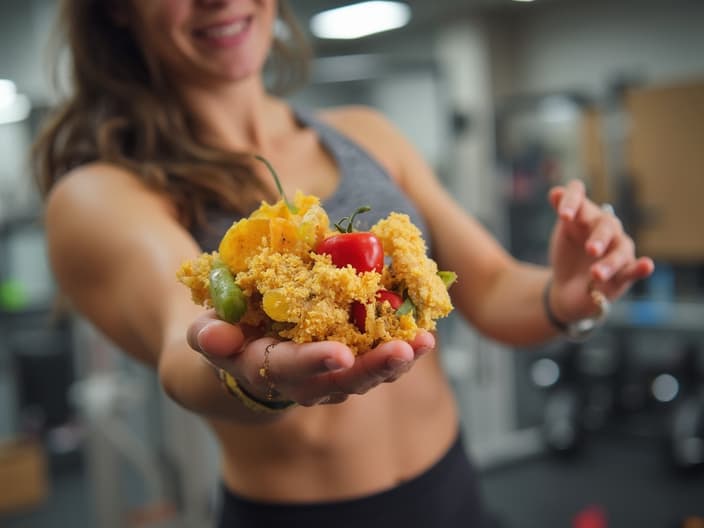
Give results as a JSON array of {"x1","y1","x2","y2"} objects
[
  {"x1": 351, "y1": 290, "x2": 403, "y2": 332},
  {"x1": 376, "y1": 290, "x2": 403, "y2": 309},
  {"x1": 350, "y1": 301, "x2": 367, "y2": 332},
  {"x1": 315, "y1": 232, "x2": 384, "y2": 274}
]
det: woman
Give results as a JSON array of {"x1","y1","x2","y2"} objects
[{"x1": 33, "y1": 1, "x2": 654, "y2": 526}]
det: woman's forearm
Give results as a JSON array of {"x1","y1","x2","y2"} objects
[{"x1": 470, "y1": 262, "x2": 559, "y2": 347}]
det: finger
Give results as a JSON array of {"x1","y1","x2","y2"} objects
[
  {"x1": 585, "y1": 214, "x2": 623, "y2": 257},
  {"x1": 327, "y1": 340, "x2": 415, "y2": 395},
  {"x1": 555, "y1": 180, "x2": 586, "y2": 221},
  {"x1": 635, "y1": 256, "x2": 656, "y2": 278},
  {"x1": 590, "y1": 236, "x2": 635, "y2": 282},
  {"x1": 320, "y1": 393, "x2": 349, "y2": 405},
  {"x1": 187, "y1": 312, "x2": 245, "y2": 357},
  {"x1": 408, "y1": 330, "x2": 436, "y2": 359},
  {"x1": 210, "y1": 339, "x2": 354, "y2": 404},
  {"x1": 260, "y1": 340, "x2": 355, "y2": 386},
  {"x1": 611, "y1": 257, "x2": 655, "y2": 287},
  {"x1": 548, "y1": 186, "x2": 565, "y2": 211},
  {"x1": 596, "y1": 257, "x2": 655, "y2": 300},
  {"x1": 573, "y1": 195, "x2": 608, "y2": 229}
]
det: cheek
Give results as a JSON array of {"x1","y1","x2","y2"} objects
[
  {"x1": 259, "y1": 0, "x2": 277, "y2": 37},
  {"x1": 143, "y1": 0, "x2": 191, "y2": 42},
  {"x1": 138, "y1": 3, "x2": 192, "y2": 66}
]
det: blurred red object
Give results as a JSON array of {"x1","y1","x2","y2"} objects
[{"x1": 572, "y1": 505, "x2": 608, "y2": 528}]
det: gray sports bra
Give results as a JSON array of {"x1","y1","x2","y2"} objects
[{"x1": 192, "y1": 108, "x2": 431, "y2": 255}]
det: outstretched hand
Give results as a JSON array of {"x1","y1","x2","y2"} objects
[
  {"x1": 547, "y1": 180, "x2": 655, "y2": 322},
  {"x1": 187, "y1": 312, "x2": 435, "y2": 407}
]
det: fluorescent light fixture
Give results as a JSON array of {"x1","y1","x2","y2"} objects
[
  {"x1": 512, "y1": 0, "x2": 536, "y2": 3},
  {"x1": 310, "y1": 1, "x2": 411, "y2": 40},
  {"x1": 0, "y1": 79, "x2": 31, "y2": 125},
  {"x1": 0, "y1": 79, "x2": 17, "y2": 109}
]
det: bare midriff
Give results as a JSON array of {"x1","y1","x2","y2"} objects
[{"x1": 210, "y1": 352, "x2": 459, "y2": 503}]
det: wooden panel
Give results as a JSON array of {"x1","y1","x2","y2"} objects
[
  {"x1": 580, "y1": 108, "x2": 610, "y2": 204},
  {"x1": 626, "y1": 79, "x2": 704, "y2": 261}
]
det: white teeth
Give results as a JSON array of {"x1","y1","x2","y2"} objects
[{"x1": 203, "y1": 20, "x2": 247, "y2": 38}]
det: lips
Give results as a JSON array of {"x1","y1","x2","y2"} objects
[{"x1": 193, "y1": 16, "x2": 253, "y2": 46}]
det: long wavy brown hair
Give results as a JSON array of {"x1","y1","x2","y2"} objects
[{"x1": 32, "y1": 0, "x2": 312, "y2": 228}]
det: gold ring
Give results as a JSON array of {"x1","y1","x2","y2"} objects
[{"x1": 259, "y1": 342, "x2": 278, "y2": 401}]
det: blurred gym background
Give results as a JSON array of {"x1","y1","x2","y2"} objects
[{"x1": 0, "y1": 0, "x2": 702, "y2": 526}]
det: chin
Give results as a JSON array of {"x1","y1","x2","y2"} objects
[
  {"x1": 219, "y1": 63, "x2": 263, "y2": 83},
  {"x1": 218, "y1": 53, "x2": 268, "y2": 82}
]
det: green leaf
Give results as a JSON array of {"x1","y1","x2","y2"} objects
[
  {"x1": 437, "y1": 271, "x2": 457, "y2": 288},
  {"x1": 396, "y1": 297, "x2": 416, "y2": 316}
]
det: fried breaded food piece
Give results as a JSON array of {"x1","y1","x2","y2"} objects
[
  {"x1": 372, "y1": 213, "x2": 453, "y2": 330},
  {"x1": 177, "y1": 197, "x2": 454, "y2": 354}
]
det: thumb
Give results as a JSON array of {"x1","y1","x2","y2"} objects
[
  {"x1": 548, "y1": 186, "x2": 566, "y2": 211},
  {"x1": 186, "y1": 311, "x2": 246, "y2": 357}
]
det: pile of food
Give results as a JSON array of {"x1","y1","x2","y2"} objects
[{"x1": 177, "y1": 159, "x2": 455, "y2": 355}]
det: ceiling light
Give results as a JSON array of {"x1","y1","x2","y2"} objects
[
  {"x1": 0, "y1": 79, "x2": 30, "y2": 125},
  {"x1": 310, "y1": 1, "x2": 411, "y2": 40},
  {"x1": 512, "y1": 0, "x2": 536, "y2": 3},
  {"x1": 0, "y1": 79, "x2": 17, "y2": 109}
]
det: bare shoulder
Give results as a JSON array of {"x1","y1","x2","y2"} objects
[
  {"x1": 47, "y1": 162, "x2": 175, "y2": 220},
  {"x1": 317, "y1": 105, "x2": 402, "y2": 147},
  {"x1": 318, "y1": 105, "x2": 392, "y2": 130},
  {"x1": 46, "y1": 162, "x2": 179, "y2": 239},
  {"x1": 317, "y1": 105, "x2": 406, "y2": 180},
  {"x1": 45, "y1": 161, "x2": 193, "y2": 287}
]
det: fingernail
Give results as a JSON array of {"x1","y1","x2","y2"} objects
[
  {"x1": 591, "y1": 241, "x2": 604, "y2": 255},
  {"x1": 560, "y1": 207, "x2": 575, "y2": 219},
  {"x1": 325, "y1": 358, "x2": 345, "y2": 371},
  {"x1": 387, "y1": 357, "x2": 409, "y2": 370},
  {"x1": 196, "y1": 325, "x2": 209, "y2": 352},
  {"x1": 597, "y1": 264, "x2": 611, "y2": 280}
]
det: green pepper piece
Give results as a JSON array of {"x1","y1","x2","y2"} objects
[
  {"x1": 209, "y1": 260, "x2": 247, "y2": 323},
  {"x1": 396, "y1": 297, "x2": 416, "y2": 316}
]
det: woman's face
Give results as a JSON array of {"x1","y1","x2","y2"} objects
[{"x1": 128, "y1": 0, "x2": 277, "y2": 85}]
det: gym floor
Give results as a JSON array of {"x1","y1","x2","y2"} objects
[{"x1": 480, "y1": 429, "x2": 704, "y2": 528}]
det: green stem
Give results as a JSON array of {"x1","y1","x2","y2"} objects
[
  {"x1": 254, "y1": 155, "x2": 297, "y2": 213},
  {"x1": 334, "y1": 205, "x2": 372, "y2": 233}
]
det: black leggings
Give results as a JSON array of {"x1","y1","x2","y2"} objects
[{"x1": 216, "y1": 434, "x2": 486, "y2": 527}]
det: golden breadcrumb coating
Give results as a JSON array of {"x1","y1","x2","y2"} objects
[
  {"x1": 176, "y1": 252, "x2": 215, "y2": 307},
  {"x1": 177, "y1": 196, "x2": 454, "y2": 354},
  {"x1": 371, "y1": 213, "x2": 453, "y2": 330}
]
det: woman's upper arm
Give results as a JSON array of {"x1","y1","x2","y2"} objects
[{"x1": 44, "y1": 163, "x2": 205, "y2": 366}]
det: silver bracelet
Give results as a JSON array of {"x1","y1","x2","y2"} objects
[{"x1": 543, "y1": 277, "x2": 610, "y2": 342}]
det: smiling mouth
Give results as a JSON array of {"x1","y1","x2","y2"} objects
[{"x1": 196, "y1": 17, "x2": 252, "y2": 39}]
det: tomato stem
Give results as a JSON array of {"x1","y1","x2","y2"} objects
[
  {"x1": 254, "y1": 155, "x2": 298, "y2": 213},
  {"x1": 334, "y1": 205, "x2": 371, "y2": 233}
]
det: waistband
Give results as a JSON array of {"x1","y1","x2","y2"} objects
[{"x1": 217, "y1": 433, "x2": 485, "y2": 527}]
